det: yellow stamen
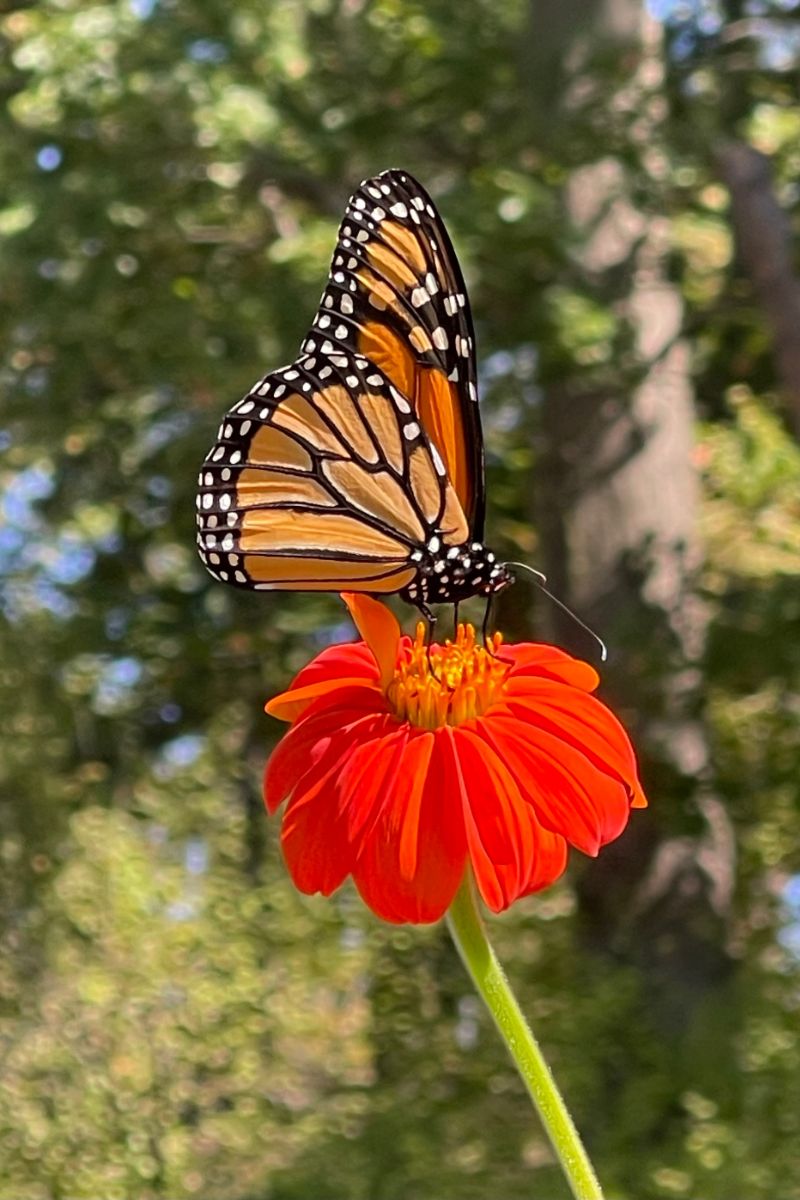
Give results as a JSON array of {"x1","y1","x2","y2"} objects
[{"x1": 387, "y1": 622, "x2": 509, "y2": 730}]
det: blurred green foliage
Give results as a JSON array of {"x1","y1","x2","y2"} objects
[{"x1": 1, "y1": 1, "x2": 800, "y2": 1197}]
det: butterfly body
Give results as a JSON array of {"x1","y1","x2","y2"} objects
[{"x1": 196, "y1": 169, "x2": 513, "y2": 615}]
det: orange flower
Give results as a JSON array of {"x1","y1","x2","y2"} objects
[{"x1": 264, "y1": 594, "x2": 647, "y2": 924}]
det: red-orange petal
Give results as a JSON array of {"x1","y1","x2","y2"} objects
[
  {"x1": 338, "y1": 721, "x2": 409, "y2": 843},
  {"x1": 449, "y1": 727, "x2": 535, "y2": 912},
  {"x1": 518, "y1": 810, "x2": 569, "y2": 896},
  {"x1": 264, "y1": 693, "x2": 386, "y2": 813},
  {"x1": 352, "y1": 737, "x2": 467, "y2": 923},
  {"x1": 502, "y1": 643, "x2": 600, "y2": 692},
  {"x1": 396, "y1": 734, "x2": 436, "y2": 881},
  {"x1": 503, "y1": 680, "x2": 647, "y2": 808},
  {"x1": 478, "y1": 714, "x2": 631, "y2": 855},
  {"x1": 266, "y1": 676, "x2": 377, "y2": 723},
  {"x1": 265, "y1": 640, "x2": 378, "y2": 723},
  {"x1": 280, "y1": 738, "x2": 362, "y2": 896},
  {"x1": 341, "y1": 593, "x2": 401, "y2": 692}
]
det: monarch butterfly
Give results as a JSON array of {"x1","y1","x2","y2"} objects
[{"x1": 196, "y1": 168, "x2": 513, "y2": 622}]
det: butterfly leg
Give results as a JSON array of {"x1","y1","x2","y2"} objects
[
  {"x1": 481, "y1": 594, "x2": 506, "y2": 664},
  {"x1": 481, "y1": 594, "x2": 494, "y2": 647},
  {"x1": 452, "y1": 601, "x2": 460, "y2": 640},
  {"x1": 417, "y1": 603, "x2": 442, "y2": 681}
]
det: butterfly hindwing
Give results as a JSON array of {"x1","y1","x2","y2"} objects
[{"x1": 196, "y1": 346, "x2": 469, "y2": 592}]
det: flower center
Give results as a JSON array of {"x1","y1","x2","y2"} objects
[{"x1": 387, "y1": 622, "x2": 509, "y2": 730}]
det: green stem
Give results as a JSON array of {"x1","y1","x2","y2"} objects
[{"x1": 446, "y1": 871, "x2": 604, "y2": 1200}]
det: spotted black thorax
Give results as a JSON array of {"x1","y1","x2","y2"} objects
[{"x1": 401, "y1": 538, "x2": 514, "y2": 610}]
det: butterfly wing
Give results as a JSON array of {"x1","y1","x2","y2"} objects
[
  {"x1": 196, "y1": 347, "x2": 469, "y2": 592},
  {"x1": 301, "y1": 169, "x2": 485, "y2": 539},
  {"x1": 196, "y1": 169, "x2": 482, "y2": 596}
]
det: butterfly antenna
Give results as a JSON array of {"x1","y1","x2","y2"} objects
[{"x1": 504, "y1": 561, "x2": 608, "y2": 663}]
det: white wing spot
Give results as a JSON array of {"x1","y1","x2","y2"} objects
[
  {"x1": 341, "y1": 294, "x2": 354, "y2": 314},
  {"x1": 219, "y1": 494, "x2": 231, "y2": 511},
  {"x1": 390, "y1": 202, "x2": 408, "y2": 218},
  {"x1": 411, "y1": 286, "x2": 427, "y2": 308},
  {"x1": 335, "y1": 324, "x2": 348, "y2": 339},
  {"x1": 371, "y1": 207, "x2": 386, "y2": 221},
  {"x1": 432, "y1": 327, "x2": 448, "y2": 350},
  {"x1": 403, "y1": 421, "x2": 421, "y2": 440},
  {"x1": 240, "y1": 420, "x2": 251, "y2": 435},
  {"x1": 390, "y1": 386, "x2": 411, "y2": 414}
]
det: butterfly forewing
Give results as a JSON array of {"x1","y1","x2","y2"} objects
[{"x1": 301, "y1": 169, "x2": 485, "y2": 537}]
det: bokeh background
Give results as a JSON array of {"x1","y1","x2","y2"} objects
[{"x1": 2, "y1": 0, "x2": 800, "y2": 1196}]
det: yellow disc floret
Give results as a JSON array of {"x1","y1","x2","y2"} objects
[{"x1": 387, "y1": 622, "x2": 509, "y2": 730}]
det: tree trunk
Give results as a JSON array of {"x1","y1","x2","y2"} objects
[
  {"x1": 717, "y1": 138, "x2": 800, "y2": 436},
  {"x1": 527, "y1": 3, "x2": 736, "y2": 1022}
]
